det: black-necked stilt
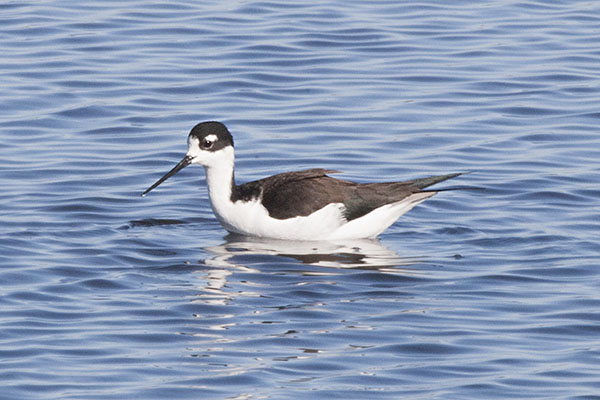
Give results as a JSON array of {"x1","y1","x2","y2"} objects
[{"x1": 142, "y1": 121, "x2": 460, "y2": 240}]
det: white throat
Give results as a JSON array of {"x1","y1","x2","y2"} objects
[
  {"x1": 186, "y1": 144, "x2": 236, "y2": 202},
  {"x1": 194, "y1": 146, "x2": 241, "y2": 231},
  {"x1": 204, "y1": 159, "x2": 234, "y2": 206}
]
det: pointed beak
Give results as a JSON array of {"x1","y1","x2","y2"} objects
[{"x1": 141, "y1": 155, "x2": 194, "y2": 197}]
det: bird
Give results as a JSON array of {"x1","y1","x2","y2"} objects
[{"x1": 141, "y1": 121, "x2": 460, "y2": 241}]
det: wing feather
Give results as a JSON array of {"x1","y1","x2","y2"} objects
[{"x1": 235, "y1": 170, "x2": 460, "y2": 221}]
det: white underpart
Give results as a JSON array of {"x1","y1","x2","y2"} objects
[{"x1": 187, "y1": 141, "x2": 436, "y2": 240}]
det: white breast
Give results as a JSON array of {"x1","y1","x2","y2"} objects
[{"x1": 211, "y1": 198, "x2": 346, "y2": 240}]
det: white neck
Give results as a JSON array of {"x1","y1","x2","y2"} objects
[
  {"x1": 205, "y1": 161, "x2": 234, "y2": 206},
  {"x1": 201, "y1": 147, "x2": 238, "y2": 230}
]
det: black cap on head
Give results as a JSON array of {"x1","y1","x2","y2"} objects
[{"x1": 189, "y1": 121, "x2": 234, "y2": 151}]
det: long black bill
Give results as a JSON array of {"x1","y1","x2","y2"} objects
[{"x1": 141, "y1": 155, "x2": 194, "y2": 197}]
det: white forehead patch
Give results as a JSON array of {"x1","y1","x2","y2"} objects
[{"x1": 188, "y1": 136, "x2": 198, "y2": 147}]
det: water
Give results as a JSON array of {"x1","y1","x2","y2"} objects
[{"x1": 1, "y1": 1, "x2": 600, "y2": 398}]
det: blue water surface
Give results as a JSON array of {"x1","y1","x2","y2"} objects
[{"x1": 1, "y1": 1, "x2": 600, "y2": 399}]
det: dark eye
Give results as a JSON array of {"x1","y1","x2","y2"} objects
[{"x1": 201, "y1": 138, "x2": 214, "y2": 149}]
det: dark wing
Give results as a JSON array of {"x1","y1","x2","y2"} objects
[
  {"x1": 342, "y1": 172, "x2": 462, "y2": 220},
  {"x1": 248, "y1": 169, "x2": 343, "y2": 219},
  {"x1": 239, "y1": 169, "x2": 461, "y2": 221},
  {"x1": 402, "y1": 172, "x2": 462, "y2": 190}
]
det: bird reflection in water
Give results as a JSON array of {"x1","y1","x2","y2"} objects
[
  {"x1": 192, "y1": 235, "x2": 422, "y2": 307},
  {"x1": 203, "y1": 234, "x2": 420, "y2": 272}
]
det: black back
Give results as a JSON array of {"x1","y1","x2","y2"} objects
[{"x1": 233, "y1": 169, "x2": 460, "y2": 221}]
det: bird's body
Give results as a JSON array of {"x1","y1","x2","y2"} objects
[{"x1": 142, "y1": 121, "x2": 460, "y2": 240}]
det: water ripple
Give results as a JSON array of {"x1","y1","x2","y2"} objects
[{"x1": 1, "y1": 0, "x2": 600, "y2": 399}]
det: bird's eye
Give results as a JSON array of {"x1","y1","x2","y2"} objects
[{"x1": 201, "y1": 138, "x2": 214, "y2": 149}]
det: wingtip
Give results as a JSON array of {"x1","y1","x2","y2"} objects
[{"x1": 410, "y1": 172, "x2": 463, "y2": 190}]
